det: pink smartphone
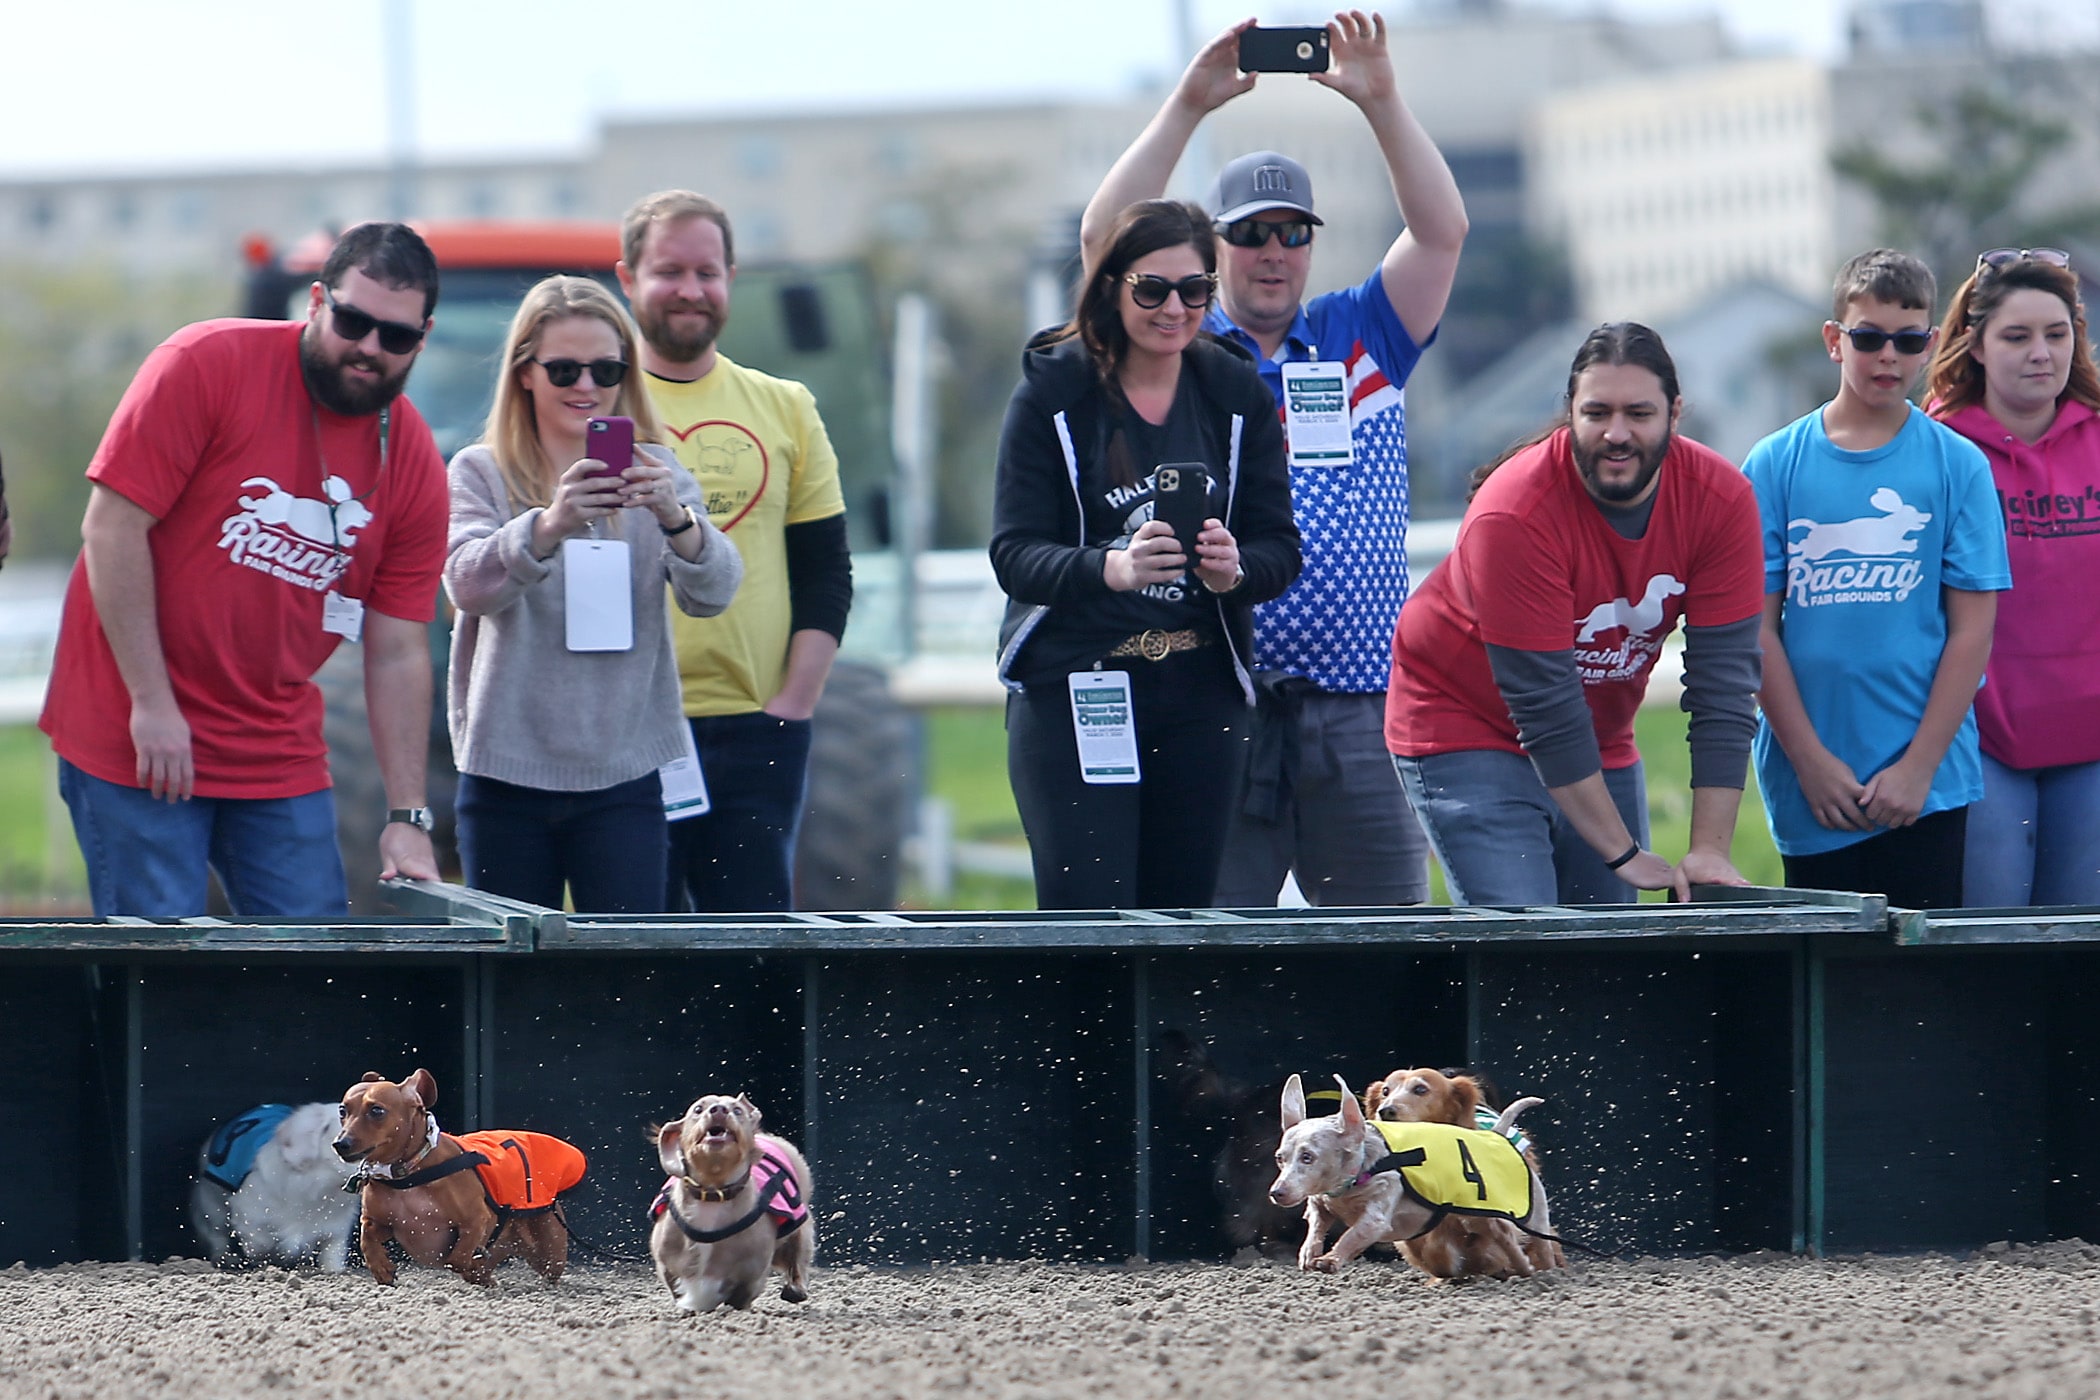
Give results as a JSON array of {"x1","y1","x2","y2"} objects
[{"x1": 584, "y1": 416, "x2": 634, "y2": 478}]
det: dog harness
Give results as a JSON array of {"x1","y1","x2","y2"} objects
[
  {"x1": 200, "y1": 1104, "x2": 296, "y2": 1192},
  {"x1": 361, "y1": 1129, "x2": 586, "y2": 1215},
  {"x1": 651, "y1": 1142, "x2": 809, "y2": 1243},
  {"x1": 1360, "y1": 1119, "x2": 1534, "y2": 1228}
]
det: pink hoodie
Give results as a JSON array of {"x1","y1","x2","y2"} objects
[{"x1": 1939, "y1": 400, "x2": 2100, "y2": 769}]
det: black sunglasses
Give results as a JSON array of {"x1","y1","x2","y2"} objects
[
  {"x1": 1978, "y1": 247, "x2": 2072, "y2": 272},
  {"x1": 1215, "y1": 219, "x2": 1315, "y2": 249},
  {"x1": 535, "y1": 357, "x2": 629, "y2": 389},
  {"x1": 1833, "y1": 324, "x2": 1933, "y2": 355},
  {"x1": 323, "y1": 286, "x2": 426, "y2": 355},
  {"x1": 1122, "y1": 272, "x2": 1218, "y2": 310}
]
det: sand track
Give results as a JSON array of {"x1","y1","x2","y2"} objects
[{"x1": 6, "y1": 1243, "x2": 2099, "y2": 1398}]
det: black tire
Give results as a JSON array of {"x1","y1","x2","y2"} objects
[{"x1": 794, "y1": 659, "x2": 915, "y2": 911}]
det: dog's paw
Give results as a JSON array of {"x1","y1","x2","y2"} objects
[
  {"x1": 781, "y1": 1283, "x2": 808, "y2": 1304},
  {"x1": 1308, "y1": 1253, "x2": 1346, "y2": 1274}
]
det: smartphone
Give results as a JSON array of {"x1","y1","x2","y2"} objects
[
  {"x1": 1238, "y1": 26, "x2": 1330, "y2": 73},
  {"x1": 1153, "y1": 463, "x2": 1212, "y2": 559},
  {"x1": 584, "y1": 416, "x2": 634, "y2": 479}
]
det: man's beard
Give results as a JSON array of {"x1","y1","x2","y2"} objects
[
  {"x1": 1574, "y1": 430, "x2": 1670, "y2": 504},
  {"x1": 634, "y1": 298, "x2": 724, "y2": 365},
  {"x1": 300, "y1": 322, "x2": 412, "y2": 417}
]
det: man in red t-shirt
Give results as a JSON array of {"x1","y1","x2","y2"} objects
[
  {"x1": 41, "y1": 223, "x2": 449, "y2": 917},
  {"x1": 1385, "y1": 323, "x2": 1765, "y2": 905}
]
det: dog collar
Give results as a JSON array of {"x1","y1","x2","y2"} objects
[
  {"x1": 681, "y1": 1168, "x2": 751, "y2": 1203},
  {"x1": 362, "y1": 1112, "x2": 442, "y2": 1180}
]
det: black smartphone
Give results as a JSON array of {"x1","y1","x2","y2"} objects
[
  {"x1": 1153, "y1": 463, "x2": 1212, "y2": 560},
  {"x1": 1238, "y1": 26, "x2": 1330, "y2": 73}
]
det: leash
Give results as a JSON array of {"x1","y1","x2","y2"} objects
[{"x1": 552, "y1": 1207, "x2": 653, "y2": 1266}]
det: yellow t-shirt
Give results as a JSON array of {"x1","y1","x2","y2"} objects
[{"x1": 644, "y1": 357, "x2": 847, "y2": 716}]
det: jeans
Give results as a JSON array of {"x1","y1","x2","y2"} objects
[
  {"x1": 456, "y1": 770, "x2": 669, "y2": 914},
  {"x1": 1215, "y1": 690, "x2": 1430, "y2": 906},
  {"x1": 1006, "y1": 647, "x2": 1250, "y2": 910},
  {"x1": 665, "y1": 712, "x2": 813, "y2": 913},
  {"x1": 59, "y1": 759, "x2": 347, "y2": 918},
  {"x1": 1394, "y1": 749, "x2": 1649, "y2": 906},
  {"x1": 1783, "y1": 806, "x2": 1966, "y2": 910},
  {"x1": 1961, "y1": 753, "x2": 2100, "y2": 908}
]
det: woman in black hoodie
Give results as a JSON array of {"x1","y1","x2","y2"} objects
[{"x1": 991, "y1": 199, "x2": 1300, "y2": 909}]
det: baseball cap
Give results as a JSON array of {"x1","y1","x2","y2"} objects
[{"x1": 1206, "y1": 151, "x2": 1324, "y2": 227}]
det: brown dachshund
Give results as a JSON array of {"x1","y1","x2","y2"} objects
[{"x1": 334, "y1": 1069, "x2": 583, "y2": 1286}]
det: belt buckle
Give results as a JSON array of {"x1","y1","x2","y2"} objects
[{"x1": 1138, "y1": 629, "x2": 1171, "y2": 662}]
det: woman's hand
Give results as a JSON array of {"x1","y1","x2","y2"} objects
[
  {"x1": 1103, "y1": 519, "x2": 1188, "y2": 592},
  {"x1": 532, "y1": 458, "x2": 627, "y2": 557},
  {"x1": 614, "y1": 455, "x2": 692, "y2": 531},
  {"x1": 1796, "y1": 746, "x2": 1873, "y2": 832},
  {"x1": 1194, "y1": 518, "x2": 1241, "y2": 593}
]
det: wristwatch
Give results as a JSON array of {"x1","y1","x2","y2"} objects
[{"x1": 386, "y1": 807, "x2": 436, "y2": 833}]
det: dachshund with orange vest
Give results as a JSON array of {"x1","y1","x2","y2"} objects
[{"x1": 334, "y1": 1069, "x2": 585, "y2": 1286}]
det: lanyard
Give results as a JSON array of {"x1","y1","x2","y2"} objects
[{"x1": 312, "y1": 404, "x2": 391, "y2": 558}]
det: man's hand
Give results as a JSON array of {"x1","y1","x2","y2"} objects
[
  {"x1": 1678, "y1": 847, "x2": 1750, "y2": 890},
  {"x1": 378, "y1": 821, "x2": 439, "y2": 882},
  {"x1": 1171, "y1": 19, "x2": 1259, "y2": 117},
  {"x1": 1860, "y1": 754, "x2": 1934, "y2": 829},
  {"x1": 130, "y1": 694, "x2": 195, "y2": 802},
  {"x1": 1311, "y1": 9, "x2": 1396, "y2": 109},
  {"x1": 1104, "y1": 520, "x2": 1188, "y2": 592},
  {"x1": 1795, "y1": 746, "x2": 1873, "y2": 832}
]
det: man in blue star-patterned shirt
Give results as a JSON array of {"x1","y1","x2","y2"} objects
[{"x1": 1079, "y1": 9, "x2": 1466, "y2": 905}]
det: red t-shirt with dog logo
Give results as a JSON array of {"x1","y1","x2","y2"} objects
[
  {"x1": 41, "y1": 320, "x2": 447, "y2": 799},
  {"x1": 1386, "y1": 428, "x2": 1762, "y2": 768}
]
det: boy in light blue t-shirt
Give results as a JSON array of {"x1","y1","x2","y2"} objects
[{"x1": 1744, "y1": 249, "x2": 2010, "y2": 908}]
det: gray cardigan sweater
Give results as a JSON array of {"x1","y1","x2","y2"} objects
[{"x1": 444, "y1": 443, "x2": 744, "y2": 791}]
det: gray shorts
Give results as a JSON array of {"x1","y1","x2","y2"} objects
[
  {"x1": 1214, "y1": 691, "x2": 1430, "y2": 906},
  {"x1": 1392, "y1": 749, "x2": 1649, "y2": 906}
]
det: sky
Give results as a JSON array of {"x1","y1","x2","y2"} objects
[{"x1": 1, "y1": 0, "x2": 1857, "y2": 179}]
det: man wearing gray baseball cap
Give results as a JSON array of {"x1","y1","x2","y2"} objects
[{"x1": 1079, "y1": 10, "x2": 1466, "y2": 907}]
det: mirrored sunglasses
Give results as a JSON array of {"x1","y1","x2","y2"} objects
[
  {"x1": 323, "y1": 286, "x2": 426, "y2": 354},
  {"x1": 1215, "y1": 219, "x2": 1315, "y2": 249},
  {"x1": 1123, "y1": 272, "x2": 1218, "y2": 310},
  {"x1": 1834, "y1": 325, "x2": 1933, "y2": 355},
  {"x1": 535, "y1": 357, "x2": 629, "y2": 388},
  {"x1": 1978, "y1": 247, "x2": 2072, "y2": 272}
]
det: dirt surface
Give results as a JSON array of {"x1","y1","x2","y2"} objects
[{"x1": 5, "y1": 1243, "x2": 2099, "y2": 1398}]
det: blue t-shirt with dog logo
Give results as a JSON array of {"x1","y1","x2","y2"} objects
[{"x1": 1744, "y1": 403, "x2": 2009, "y2": 856}]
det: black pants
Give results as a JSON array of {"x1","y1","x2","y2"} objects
[
  {"x1": 1006, "y1": 647, "x2": 1250, "y2": 910},
  {"x1": 1782, "y1": 805, "x2": 1968, "y2": 909}
]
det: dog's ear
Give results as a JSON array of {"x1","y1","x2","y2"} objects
[
  {"x1": 1363, "y1": 1078, "x2": 1389, "y2": 1114},
  {"x1": 737, "y1": 1094, "x2": 763, "y2": 1130},
  {"x1": 1280, "y1": 1074, "x2": 1307, "y2": 1131},
  {"x1": 400, "y1": 1067, "x2": 437, "y2": 1110},
  {"x1": 1450, "y1": 1075, "x2": 1483, "y2": 1117},
  {"x1": 360, "y1": 1072, "x2": 385, "y2": 1083},
  {"x1": 656, "y1": 1121, "x2": 686, "y2": 1175},
  {"x1": 1335, "y1": 1075, "x2": 1364, "y2": 1129}
]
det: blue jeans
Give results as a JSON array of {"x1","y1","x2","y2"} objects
[
  {"x1": 59, "y1": 759, "x2": 347, "y2": 918},
  {"x1": 1394, "y1": 749, "x2": 1649, "y2": 906},
  {"x1": 456, "y1": 771, "x2": 668, "y2": 914},
  {"x1": 1963, "y1": 752, "x2": 2100, "y2": 907},
  {"x1": 665, "y1": 712, "x2": 813, "y2": 913}
]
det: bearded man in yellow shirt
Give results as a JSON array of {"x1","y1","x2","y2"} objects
[{"x1": 618, "y1": 190, "x2": 853, "y2": 912}]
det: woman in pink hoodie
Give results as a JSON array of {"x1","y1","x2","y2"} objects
[{"x1": 1929, "y1": 250, "x2": 2100, "y2": 905}]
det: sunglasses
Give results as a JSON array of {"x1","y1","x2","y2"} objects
[
  {"x1": 1832, "y1": 324, "x2": 1933, "y2": 355},
  {"x1": 323, "y1": 286, "x2": 426, "y2": 355},
  {"x1": 1123, "y1": 272, "x2": 1218, "y2": 310},
  {"x1": 535, "y1": 357, "x2": 629, "y2": 389},
  {"x1": 1978, "y1": 247, "x2": 2072, "y2": 271},
  {"x1": 1215, "y1": 219, "x2": 1315, "y2": 249}
]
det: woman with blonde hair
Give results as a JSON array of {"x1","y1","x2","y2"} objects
[
  {"x1": 1928, "y1": 249, "x2": 2100, "y2": 905},
  {"x1": 445, "y1": 275, "x2": 741, "y2": 912}
]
